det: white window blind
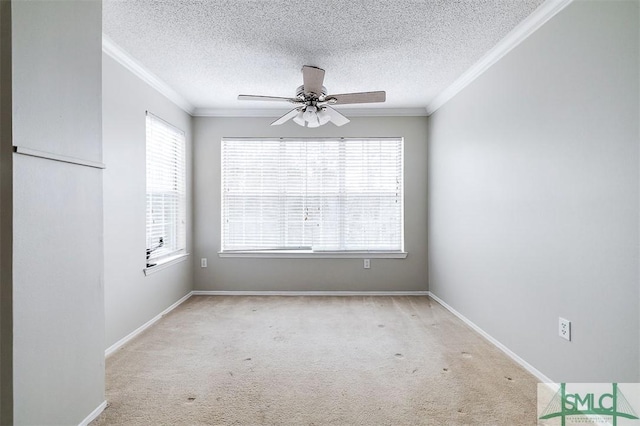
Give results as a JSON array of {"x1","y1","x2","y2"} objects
[
  {"x1": 221, "y1": 138, "x2": 403, "y2": 252},
  {"x1": 146, "y1": 112, "x2": 186, "y2": 265}
]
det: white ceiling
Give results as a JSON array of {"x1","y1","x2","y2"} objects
[{"x1": 102, "y1": 0, "x2": 550, "y2": 115}]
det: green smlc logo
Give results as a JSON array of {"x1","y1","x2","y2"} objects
[{"x1": 540, "y1": 383, "x2": 639, "y2": 425}]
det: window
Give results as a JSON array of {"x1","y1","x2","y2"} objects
[
  {"x1": 145, "y1": 112, "x2": 186, "y2": 266},
  {"x1": 221, "y1": 138, "x2": 404, "y2": 254}
]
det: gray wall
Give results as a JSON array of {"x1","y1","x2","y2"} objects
[
  {"x1": 11, "y1": 1, "x2": 106, "y2": 424},
  {"x1": 0, "y1": 1, "x2": 12, "y2": 423},
  {"x1": 103, "y1": 53, "x2": 193, "y2": 349},
  {"x1": 193, "y1": 116, "x2": 428, "y2": 292},
  {"x1": 428, "y1": 0, "x2": 639, "y2": 382}
]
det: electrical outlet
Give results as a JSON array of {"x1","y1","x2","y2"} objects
[
  {"x1": 201, "y1": 258, "x2": 207, "y2": 268},
  {"x1": 364, "y1": 259, "x2": 370, "y2": 269},
  {"x1": 559, "y1": 317, "x2": 571, "y2": 341}
]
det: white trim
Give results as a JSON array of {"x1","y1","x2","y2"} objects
[
  {"x1": 223, "y1": 136, "x2": 403, "y2": 142},
  {"x1": 105, "y1": 292, "x2": 192, "y2": 357},
  {"x1": 427, "y1": 291, "x2": 554, "y2": 384},
  {"x1": 218, "y1": 251, "x2": 408, "y2": 259},
  {"x1": 102, "y1": 34, "x2": 194, "y2": 115},
  {"x1": 13, "y1": 146, "x2": 105, "y2": 169},
  {"x1": 425, "y1": 0, "x2": 573, "y2": 115},
  {"x1": 101, "y1": 1, "x2": 571, "y2": 120},
  {"x1": 143, "y1": 253, "x2": 190, "y2": 276},
  {"x1": 192, "y1": 291, "x2": 429, "y2": 296},
  {"x1": 102, "y1": 287, "x2": 552, "y2": 385},
  {"x1": 315, "y1": 108, "x2": 427, "y2": 117},
  {"x1": 78, "y1": 400, "x2": 107, "y2": 426},
  {"x1": 192, "y1": 107, "x2": 428, "y2": 118}
]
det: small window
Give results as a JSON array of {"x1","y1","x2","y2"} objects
[
  {"x1": 221, "y1": 137, "x2": 404, "y2": 253},
  {"x1": 145, "y1": 112, "x2": 186, "y2": 267}
]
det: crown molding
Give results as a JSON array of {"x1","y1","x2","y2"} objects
[
  {"x1": 103, "y1": 0, "x2": 571, "y2": 119},
  {"x1": 338, "y1": 107, "x2": 428, "y2": 117},
  {"x1": 192, "y1": 107, "x2": 428, "y2": 117},
  {"x1": 102, "y1": 34, "x2": 195, "y2": 115},
  {"x1": 425, "y1": 0, "x2": 573, "y2": 115}
]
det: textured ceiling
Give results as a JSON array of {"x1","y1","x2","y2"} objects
[{"x1": 103, "y1": 0, "x2": 545, "y2": 112}]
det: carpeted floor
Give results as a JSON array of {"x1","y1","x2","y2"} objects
[{"x1": 92, "y1": 296, "x2": 538, "y2": 425}]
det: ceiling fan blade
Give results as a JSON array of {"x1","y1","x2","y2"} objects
[
  {"x1": 302, "y1": 65, "x2": 325, "y2": 95},
  {"x1": 271, "y1": 108, "x2": 300, "y2": 126},
  {"x1": 238, "y1": 94, "x2": 301, "y2": 103},
  {"x1": 325, "y1": 91, "x2": 386, "y2": 105},
  {"x1": 323, "y1": 106, "x2": 350, "y2": 127}
]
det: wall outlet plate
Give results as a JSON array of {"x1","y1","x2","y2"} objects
[
  {"x1": 364, "y1": 259, "x2": 370, "y2": 269},
  {"x1": 559, "y1": 317, "x2": 571, "y2": 341},
  {"x1": 201, "y1": 258, "x2": 207, "y2": 268}
]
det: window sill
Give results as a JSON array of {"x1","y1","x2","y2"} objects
[
  {"x1": 144, "y1": 253, "x2": 190, "y2": 276},
  {"x1": 218, "y1": 251, "x2": 407, "y2": 259}
]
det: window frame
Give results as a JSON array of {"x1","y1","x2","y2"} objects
[
  {"x1": 219, "y1": 137, "x2": 407, "y2": 259},
  {"x1": 144, "y1": 111, "x2": 188, "y2": 271}
]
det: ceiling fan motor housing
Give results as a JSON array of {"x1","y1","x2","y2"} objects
[{"x1": 296, "y1": 85, "x2": 327, "y2": 101}]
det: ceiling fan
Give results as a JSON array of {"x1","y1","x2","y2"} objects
[{"x1": 238, "y1": 65, "x2": 386, "y2": 128}]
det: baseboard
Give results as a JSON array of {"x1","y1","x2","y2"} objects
[
  {"x1": 191, "y1": 290, "x2": 430, "y2": 296},
  {"x1": 105, "y1": 292, "x2": 193, "y2": 357},
  {"x1": 105, "y1": 290, "x2": 426, "y2": 356},
  {"x1": 78, "y1": 400, "x2": 107, "y2": 426},
  {"x1": 104, "y1": 289, "x2": 551, "y2": 385},
  {"x1": 427, "y1": 291, "x2": 554, "y2": 384}
]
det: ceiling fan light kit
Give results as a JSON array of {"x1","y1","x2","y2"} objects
[{"x1": 238, "y1": 65, "x2": 386, "y2": 128}]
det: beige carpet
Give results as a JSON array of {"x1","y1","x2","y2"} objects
[{"x1": 92, "y1": 296, "x2": 538, "y2": 425}]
